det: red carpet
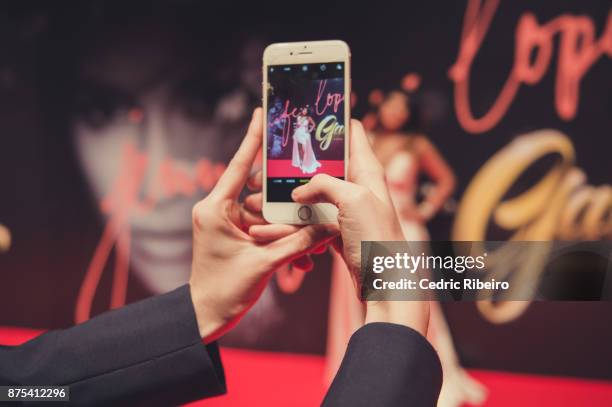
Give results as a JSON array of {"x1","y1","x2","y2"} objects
[
  {"x1": 267, "y1": 160, "x2": 344, "y2": 177},
  {"x1": 2, "y1": 327, "x2": 612, "y2": 406}
]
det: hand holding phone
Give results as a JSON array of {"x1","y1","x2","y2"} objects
[
  {"x1": 291, "y1": 120, "x2": 405, "y2": 277},
  {"x1": 290, "y1": 122, "x2": 429, "y2": 336}
]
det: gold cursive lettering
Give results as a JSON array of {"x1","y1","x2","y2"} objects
[
  {"x1": 453, "y1": 129, "x2": 611, "y2": 322},
  {"x1": 315, "y1": 115, "x2": 344, "y2": 151}
]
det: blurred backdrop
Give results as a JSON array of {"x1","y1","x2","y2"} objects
[{"x1": 0, "y1": 0, "x2": 610, "y2": 383}]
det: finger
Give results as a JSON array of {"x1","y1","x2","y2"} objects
[
  {"x1": 267, "y1": 223, "x2": 339, "y2": 265},
  {"x1": 291, "y1": 173, "x2": 362, "y2": 207},
  {"x1": 249, "y1": 223, "x2": 302, "y2": 242},
  {"x1": 311, "y1": 243, "x2": 328, "y2": 254},
  {"x1": 211, "y1": 108, "x2": 263, "y2": 199},
  {"x1": 247, "y1": 170, "x2": 263, "y2": 192},
  {"x1": 240, "y1": 206, "x2": 267, "y2": 228},
  {"x1": 331, "y1": 236, "x2": 343, "y2": 255},
  {"x1": 349, "y1": 119, "x2": 388, "y2": 200},
  {"x1": 250, "y1": 222, "x2": 329, "y2": 252},
  {"x1": 244, "y1": 192, "x2": 263, "y2": 213},
  {"x1": 291, "y1": 254, "x2": 314, "y2": 272}
]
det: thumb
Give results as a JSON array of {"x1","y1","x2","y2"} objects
[
  {"x1": 266, "y1": 223, "x2": 339, "y2": 267},
  {"x1": 291, "y1": 174, "x2": 357, "y2": 207}
]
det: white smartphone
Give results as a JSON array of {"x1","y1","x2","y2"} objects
[{"x1": 262, "y1": 40, "x2": 350, "y2": 224}]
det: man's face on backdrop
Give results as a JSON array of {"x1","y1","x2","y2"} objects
[{"x1": 69, "y1": 28, "x2": 254, "y2": 293}]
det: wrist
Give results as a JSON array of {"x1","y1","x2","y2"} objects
[
  {"x1": 189, "y1": 284, "x2": 227, "y2": 344},
  {"x1": 365, "y1": 301, "x2": 429, "y2": 337},
  {"x1": 387, "y1": 231, "x2": 406, "y2": 242}
]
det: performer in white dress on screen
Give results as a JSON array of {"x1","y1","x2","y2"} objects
[{"x1": 292, "y1": 106, "x2": 321, "y2": 174}]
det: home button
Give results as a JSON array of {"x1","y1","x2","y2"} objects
[{"x1": 297, "y1": 206, "x2": 312, "y2": 221}]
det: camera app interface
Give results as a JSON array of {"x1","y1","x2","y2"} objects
[{"x1": 266, "y1": 62, "x2": 345, "y2": 202}]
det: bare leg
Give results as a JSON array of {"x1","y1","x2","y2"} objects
[
  {"x1": 324, "y1": 249, "x2": 364, "y2": 385},
  {"x1": 400, "y1": 220, "x2": 487, "y2": 406},
  {"x1": 428, "y1": 302, "x2": 488, "y2": 407},
  {"x1": 298, "y1": 144, "x2": 305, "y2": 167}
]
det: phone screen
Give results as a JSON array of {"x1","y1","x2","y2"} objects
[{"x1": 266, "y1": 62, "x2": 346, "y2": 202}]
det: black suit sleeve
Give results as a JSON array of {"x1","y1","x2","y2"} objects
[
  {"x1": 0, "y1": 285, "x2": 226, "y2": 406},
  {"x1": 322, "y1": 322, "x2": 442, "y2": 407}
]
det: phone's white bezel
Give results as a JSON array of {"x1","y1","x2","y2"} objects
[{"x1": 262, "y1": 40, "x2": 351, "y2": 224}]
